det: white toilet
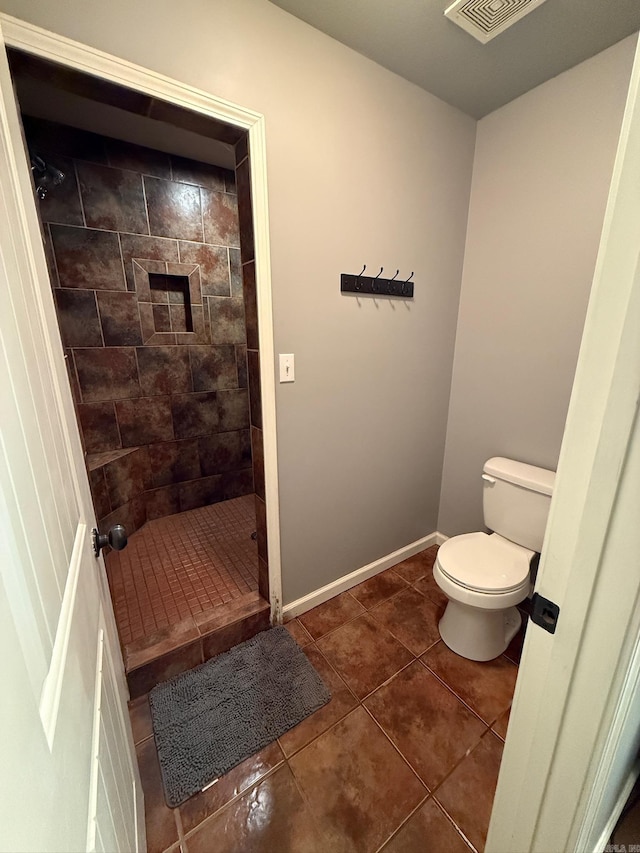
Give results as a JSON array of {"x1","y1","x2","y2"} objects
[{"x1": 434, "y1": 457, "x2": 555, "y2": 662}]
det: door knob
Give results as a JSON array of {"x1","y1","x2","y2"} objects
[{"x1": 92, "y1": 524, "x2": 128, "y2": 557}]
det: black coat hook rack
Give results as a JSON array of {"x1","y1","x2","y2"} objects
[{"x1": 341, "y1": 266, "x2": 414, "y2": 298}]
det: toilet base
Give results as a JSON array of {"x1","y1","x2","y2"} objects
[{"x1": 438, "y1": 600, "x2": 522, "y2": 662}]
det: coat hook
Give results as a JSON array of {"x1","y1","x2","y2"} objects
[
  {"x1": 355, "y1": 264, "x2": 366, "y2": 291},
  {"x1": 390, "y1": 270, "x2": 399, "y2": 282},
  {"x1": 374, "y1": 267, "x2": 384, "y2": 278},
  {"x1": 358, "y1": 264, "x2": 367, "y2": 277},
  {"x1": 405, "y1": 271, "x2": 414, "y2": 283},
  {"x1": 401, "y1": 271, "x2": 414, "y2": 297},
  {"x1": 372, "y1": 267, "x2": 383, "y2": 293}
]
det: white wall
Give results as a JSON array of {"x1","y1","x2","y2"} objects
[
  {"x1": 438, "y1": 36, "x2": 635, "y2": 537},
  {"x1": 0, "y1": 0, "x2": 476, "y2": 602}
]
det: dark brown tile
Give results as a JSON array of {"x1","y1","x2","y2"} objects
[
  {"x1": 88, "y1": 466, "x2": 111, "y2": 519},
  {"x1": 77, "y1": 401, "x2": 121, "y2": 452},
  {"x1": 128, "y1": 695, "x2": 153, "y2": 745},
  {"x1": 120, "y1": 233, "x2": 179, "y2": 290},
  {"x1": 145, "y1": 484, "x2": 180, "y2": 520},
  {"x1": 381, "y1": 798, "x2": 473, "y2": 853},
  {"x1": 147, "y1": 99, "x2": 243, "y2": 146},
  {"x1": 250, "y1": 426, "x2": 265, "y2": 501},
  {"x1": 246, "y1": 349, "x2": 262, "y2": 429},
  {"x1": 98, "y1": 494, "x2": 146, "y2": 537},
  {"x1": 189, "y1": 344, "x2": 238, "y2": 392},
  {"x1": 222, "y1": 468, "x2": 254, "y2": 499},
  {"x1": 171, "y1": 391, "x2": 218, "y2": 439},
  {"x1": 126, "y1": 615, "x2": 200, "y2": 670},
  {"x1": 135, "y1": 737, "x2": 179, "y2": 853},
  {"x1": 422, "y1": 642, "x2": 518, "y2": 724},
  {"x1": 218, "y1": 388, "x2": 250, "y2": 431},
  {"x1": 152, "y1": 303, "x2": 171, "y2": 332},
  {"x1": 22, "y1": 115, "x2": 108, "y2": 164},
  {"x1": 255, "y1": 495, "x2": 268, "y2": 563},
  {"x1": 43, "y1": 225, "x2": 59, "y2": 287},
  {"x1": 198, "y1": 429, "x2": 251, "y2": 476},
  {"x1": 105, "y1": 138, "x2": 172, "y2": 179},
  {"x1": 179, "y1": 741, "x2": 284, "y2": 834},
  {"x1": 283, "y1": 619, "x2": 313, "y2": 649},
  {"x1": 258, "y1": 555, "x2": 269, "y2": 601},
  {"x1": 128, "y1": 638, "x2": 203, "y2": 699},
  {"x1": 201, "y1": 188, "x2": 240, "y2": 247},
  {"x1": 365, "y1": 661, "x2": 485, "y2": 789},
  {"x1": 317, "y1": 613, "x2": 413, "y2": 700},
  {"x1": 393, "y1": 547, "x2": 439, "y2": 584},
  {"x1": 185, "y1": 763, "x2": 328, "y2": 853},
  {"x1": 136, "y1": 346, "x2": 192, "y2": 395},
  {"x1": 74, "y1": 347, "x2": 140, "y2": 402},
  {"x1": 144, "y1": 176, "x2": 202, "y2": 241},
  {"x1": 435, "y1": 733, "x2": 504, "y2": 852},
  {"x1": 147, "y1": 439, "x2": 201, "y2": 487},
  {"x1": 54, "y1": 289, "x2": 102, "y2": 347},
  {"x1": 96, "y1": 290, "x2": 143, "y2": 346},
  {"x1": 278, "y1": 645, "x2": 358, "y2": 758},
  {"x1": 235, "y1": 157, "x2": 254, "y2": 263},
  {"x1": 77, "y1": 161, "x2": 148, "y2": 233},
  {"x1": 35, "y1": 154, "x2": 84, "y2": 226},
  {"x1": 371, "y1": 587, "x2": 443, "y2": 656},
  {"x1": 298, "y1": 592, "x2": 365, "y2": 641},
  {"x1": 241, "y1": 261, "x2": 258, "y2": 349},
  {"x1": 235, "y1": 133, "x2": 248, "y2": 166},
  {"x1": 50, "y1": 224, "x2": 125, "y2": 290},
  {"x1": 492, "y1": 707, "x2": 511, "y2": 741},
  {"x1": 116, "y1": 396, "x2": 174, "y2": 446},
  {"x1": 236, "y1": 344, "x2": 248, "y2": 389},
  {"x1": 170, "y1": 155, "x2": 227, "y2": 191},
  {"x1": 194, "y1": 593, "x2": 266, "y2": 634},
  {"x1": 201, "y1": 608, "x2": 270, "y2": 659},
  {"x1": 289, "y1": 706, "x2": 426, "y2": 852},
  {"x1": 208, "y1": 296, "x2": 246, "y2": 344},
  {"x1": 178, "y1": 240, "x2": 230, "y2": 296},
  {"x1": 178, "y1": 474, "x2": 223, "y2": 511},
  {"x1": 229, "y1": 247, "x2": 242, "y2": 297},
  {"x1": 351, "y1": 569, "x2": 408, "y2": 610},
  {"x1": 103, "y1": 447, "x2": 148, "y2": 507}
]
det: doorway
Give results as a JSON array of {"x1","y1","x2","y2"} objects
[{"x1": 7, "y1": 47, "x2": 280, "y2": 696}]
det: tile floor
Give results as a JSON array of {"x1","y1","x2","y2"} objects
[
  {"x1": 130, "y1": 545, "x2": 526, "y2": 853},
  {"x1": 107, "y1": 495, "x2": 258, "y2": 645}
]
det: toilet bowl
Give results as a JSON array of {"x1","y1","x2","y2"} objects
[{"x1": 433, "y1": 457, "x2": 555, "y2": 662}]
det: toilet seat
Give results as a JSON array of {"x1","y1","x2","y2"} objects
[{"x1": 437, "y1": 532, "x2": 532, "y2": 594}]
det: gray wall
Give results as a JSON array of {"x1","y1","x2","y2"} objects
[
  {"x1": 2, "y1": 0, "x2": 477, "y2": 602},
  {"x1": 438, "y1": 36, "x2": 636, "y2": 537}
]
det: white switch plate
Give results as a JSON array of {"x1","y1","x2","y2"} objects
[{"x1": 279, "y1": 353, "x2": 295, "y2": 383}]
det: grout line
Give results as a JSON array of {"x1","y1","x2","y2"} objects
[
  {"x1": 361, "y1": 702, "x2": 429, "y2": 792},
  {"x1": 373, "y1": 794, "x2": 431, "y2": 853},
  {"x1": 140, "y1": 175, "x2": 152, "y2": 236},
  {"x1": 431, "y1": 797, "x2": 479, "y2": 853},
  {"x1": 74, "y1": 160, "x2": 87, "y2": 228}
]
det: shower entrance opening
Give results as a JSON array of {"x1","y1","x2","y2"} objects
[{"x1": 8, "y1": 48, "x2": 274, "y2": 697}]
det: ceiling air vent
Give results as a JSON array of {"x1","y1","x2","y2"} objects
[{"x1": 444, "y1": 0, "x2": 549, "y2": 43}]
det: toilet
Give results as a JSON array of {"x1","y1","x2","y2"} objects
[{"x1": 434, "y1": 457, "x2": 555, "y2": 662}]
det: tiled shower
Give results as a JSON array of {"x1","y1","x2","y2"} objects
[{"x1": 22, "y1": 111, "x2": 269, "y2": 693}]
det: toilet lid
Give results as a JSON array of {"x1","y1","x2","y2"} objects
[{"x1": 437, "y1": 532, "x2": 532, "y2": 594}]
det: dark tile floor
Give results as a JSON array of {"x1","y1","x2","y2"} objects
[{"x1": 130, "y1": 545, "x2": 525, "y2": 853}]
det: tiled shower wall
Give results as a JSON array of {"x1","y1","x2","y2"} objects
[{"x1": 24, "y1": 115, "x2": 254, "y2": 534}]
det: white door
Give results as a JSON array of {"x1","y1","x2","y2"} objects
[
  {"x1": 0, "y1": 24, "x2": 144, "y2": 853},
  {"x1": 487, "y1": 33, "x2": 640, "y2": 853}
]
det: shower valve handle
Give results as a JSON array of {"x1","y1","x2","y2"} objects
[{"x1": 92, "y1": 524, "x2": 128, "y2": 557}]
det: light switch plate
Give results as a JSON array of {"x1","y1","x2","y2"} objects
[{"x1": 279, "y1": 353, "x2": 295, "y2": 383}]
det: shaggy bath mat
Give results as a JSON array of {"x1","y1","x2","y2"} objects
[{"x1": 148, "y1": 626, "x2": 331, "y2": 806}]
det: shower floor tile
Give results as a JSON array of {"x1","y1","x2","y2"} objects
[{"x1": 106, "y1": 494, "x2": 259, "y2": 647}]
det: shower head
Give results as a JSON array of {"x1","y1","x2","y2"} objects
[{"x1": 30, "y1": 153, "x2": 65, "y2": 200}]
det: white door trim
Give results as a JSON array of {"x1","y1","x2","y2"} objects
[{"x1": 0, "y1": 12, "x2": 283, "y2": 620}]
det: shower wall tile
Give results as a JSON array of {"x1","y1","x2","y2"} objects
[
  {"x1": 116, "y1": 396, "x2": 174, "y2": 446},
  {"x1": 36, "y1": 155, "x2": 84, "y2": 227},
  {"x1": 251, "y1": 426, "x2": 265, "y2": 502},
  {"x1": 222, "y1": 468, "x2": 254, "y2": 500},
  {"x1": 178, "y1": 475, "x2": 223, "y2": 512},
  {"x1": 77, "y1": 402, "x2": 121, "y2": 452},
  {"x1": 51, "y1": 224, "x2": 126, "y2": 290},
  {"x1": 229, "y1": 247, "x2": 243, "y2": 297},
  {"x1": 241, "y1": 261, "x2": 259, "y2": 350},
  {"x1": 97, "y1": 291, "x2": 143, "y2": 346},
  {"x1": 198, "y1": 429, "x2": 252, "y2": 476},
  {"x1": 202, "y1": 189, "x2": 240, "y2": 247},
  {"x1": 43, "y1": 226, "x2": 59, "y2": 287},
  {"x1": 218, "y1": 389, "x2": 251, "y2": 432},
  {"x1": 170, "y1": 155, "x2": 226, "y2": 191},
  {"x1": 189, "y1": 344, "x2": 238, "y2": 392},
  {"x1": 74, "y1": 347, "x2": 141, "y2": 402},
  {"x1": 235, "y1": 157, "x2": 254, "y2": 263},
  {"x1": 145, "y1": 484, "x2": 181, "y2": 520},
  {"x1": 54, "y1": 289, "x2": 103, "y2": 348},
  {"x1": 23, "y1": 115, "x2": 108, "y2": 165},
  {"x1": 235, "y1": 133, "x2": 249, "y2": 167},
  {"x1": 64, "y1": 348, "x2": 82, "y2": 405},
  {"x1": 77, "y1": 161, "x2": 148, "y2": 234},
  {"x1": 144, "y1": 176, "x2": 203, "y2": 242},
  {"x1": 225, "y1": 170, "x2": 237, "y2": 195},
  {"x1": 120, "y1": 234, "x2": 179, "y2": 290},
  {"x1": 247, "y1": 349, "x2": 262, "y2": 429},
  {"x1": 103, "y1": 447, "x2": 149, "y2": 508},
  {"x1": 147, "y1": 439, "x2": 201, "y2": 488},
  {"x1": 152, "y1": 304, "x2": 171, "y2": 332},
  {"x1": 255, "y1": 495, "x2": 268, "y2": 562},
  {"x1": 236, "y1": 344, "x2": 248, "y2": 389},
  {"x1": 88, "y1": 466, "x2": 111, "y2": 519},
  {"x1": 171, "y1": 392, "x2": 219, "y2": 439},
  {"x1": 105, "y1": 138, "x2": 172, "y2": 179},
  {"x1": 136, "y1": 346, "x2": 192, "y2": 396},
  {"x1": 208, "y1": 296, "x2": 246, "y2": 344},
  {"x1": 178, "y1": 241, "x2": 230, "y2": 297}
]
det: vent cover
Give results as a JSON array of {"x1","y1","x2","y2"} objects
[{"x1": 444, "y1": 0, "x2": 549, "y2": 43}]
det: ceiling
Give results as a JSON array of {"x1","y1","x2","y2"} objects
[{"x1": 268, "y1": 0, "x2": 640, "y2": 118}]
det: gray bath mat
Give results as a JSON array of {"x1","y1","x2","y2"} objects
[{"x1": 148, "y1": 626, "x2": 331, "y2": 807}]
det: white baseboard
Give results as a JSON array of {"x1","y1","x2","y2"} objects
[{"x1": 283, "y1": 531, "x2": 448, "y2": 619}]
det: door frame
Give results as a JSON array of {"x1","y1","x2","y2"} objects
[{"x1": 0, "y1": 12, "x2": 284, "y2": 620}]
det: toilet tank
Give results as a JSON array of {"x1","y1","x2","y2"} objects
[{"x1": 482, "y1": 457, "x2": 555, "y2": 552}]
